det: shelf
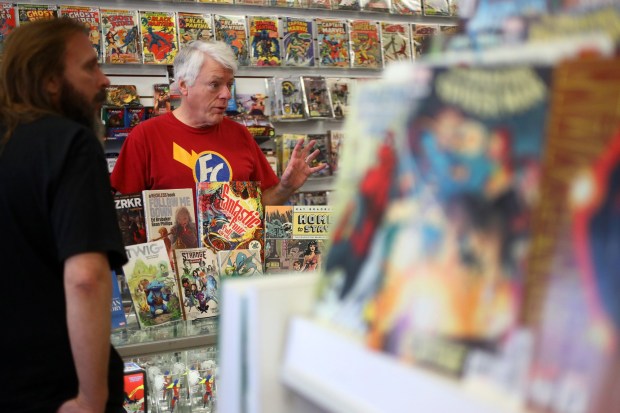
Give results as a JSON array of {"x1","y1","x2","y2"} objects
[
  {"x1": 113, "y1": 317, "x2": 218, "y2": 358},
  {"x1": 281, "y1": 317, "x2": 525, "y2": 413}
]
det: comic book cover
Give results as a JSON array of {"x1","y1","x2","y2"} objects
[
  {"x1": 270, "y1": 0, "x2": 308, "y2": 7},
  {"x1": 105, "y1": 85, "x2": 140, "y2": 107},
  {"x1": 139, "y1": 10, "x2": 178, "y2": 65},
  {"x1": 316, "y1": 19, "x2": 350, "y2": 68},
  {"x1": 328, "y1": 129, "x2": 345, "y2": 173},
  {"x1": 282, "y1": 17, "x2": 314, "y2": 67},
  {"x1": 423, "y1": 0, "x2": 451, "y2": 15},
  {"x1": 525, "y1": 57, "x2": 620, "y2": 413},
  {"x1": 217, "y1": 249, "x2": 263, "y2": 277},
  {"x1": 334, "y1": 0, "x2": 360, "y2": 11},
  {"x1": 111, "y1": 270, "x2": 127, "y2": 330},
  {"x1": 360, "y1": 0, "x2": 390, "y2": 12},
  {"x1": 153, "y1": 83, "x2": 171, "y2": 116},
  {"x1": 235, "y1": 0, "x2": 265, "y2": 5},
  {"x1": 173, "y1": 247, "x2": 220, "y2": 320},
  {"x1": 412, "y1": 24, "x2": 438, "y2": 57},
  {"x1": 59, "y1": 5, "x2": 102, "y2": 63},
  {"x1": 114, "y1": 192, "x2": 147, "y2": 247},
  {"x1": 197, "y1": 182, "x2": 264, "y2": 256},
  {"x1": 122, "y1": 240, "x2": 183, "y2": 329},
  {"x1": 214, "y1": 14, "x2": 249, "y2": 66},
  {"x1": 301, "y1": 76, "x2": 334, "y2": 118},
  {"x1": 248, "y1": 16, "x2": 280, "y2": 67},
  {"x1": 307, "y1": 134, "x2": 332, "y2": 177},
  {"x1": 316, "y1": 64, "x2": 553, "y2": 377},
  {"x1": 265, "y1": 205, "x2": 332, "y2": 273},
  {"x1": 326, "y1": 77, "x2": 355, "y2": 119},
  {"x1": 198, "y1": 0, "x2": 233, "y2": 4},
  {"x1": 17, "y1": 3, "x2": 56, "y2": 25},
  {"x1": 279, "y1": 133, "x2": 305, "y2": 174},
  {"x1": 308, "y1": 0, "x2": 332, "y2": 7},
  {"x1": 381, "y1": 22, "x2": 412, "y2": 65},
  {"x1": 274, "y1": 77, "x2": 305, "y2": 120},
  {"x1": 349, "y1": 20, "x2": 381, "y2": 70},
  {"x1": 391, "y1": 0, "x2": 422, "y2": 14},
  {"x1": 101, "y1": 9, "x2": 141, "y2": 64},
  {"x1": 0, "y1": 3, "x2": 17, "y2": 54},
  {"x1": 143, "y1": 188, "x2": 199, "y2": 269},
  {"x1": 177, "y1": 12, "x2": 213, "y2": 49}
]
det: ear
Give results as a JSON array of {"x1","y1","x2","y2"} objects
[
  {"x1": 46, "y1": 74, "x2": 62, "y2": 98},
  {"x1": 178, "y1": 79, "x2": 190, "y2": 96}
]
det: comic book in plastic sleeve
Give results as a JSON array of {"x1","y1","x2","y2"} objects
[
  {"x1": 308, "y1": 0, "x2": 332, "y2": 8},
  {"x1": 391, "y1": 0, "x2": 422, "y2": 15},
  {"x1": 177, "y1": 12, "x2": 213, "y2": 49},
  {"x1": 334, "y1": 0, "x2": 360, "y2": 11},
  {"x1": 422, "y1": 0, "x2": 451, "y2": 16},
  {"x1": 270, "y1": 0, "x2": 307, "y2": 8},
  {"x1": 248, "y1": 16, "x2": 281, "y2": 67},
  {"x1": 217, "y1": 249, "x2": 263, "y2": 278},
  {"x1": 349, "y1": 20, "x2": 382, "y2": 70},
  {"x1": 525, "y1": 57, "x2": 620, "y2": 413},
  {"x1": 236, "y1": 0, "x2": 266, "y2": 6},
  {"x1": 197, "y1": 182, "x2": 264, "y2": 256},
  {"x1": 198, "y1": 0, "x2": 233, "y2": 4},
  {"x1": 114, "y1": 192, "x2": 147, "y2": 247},
  {"x1": 326, "y1": 77, "x2": 355, "y2": 119},
  {"x1": 214, "y1": 14, "x2": 249, "y2": 66},
  {"x1": 300, "y1": 76, "x2": 334, "y2": 118},
  {"x1": 111, "y1": 270, "x2": 127, "y2": 330},
  {"x1": 153, "y1": 83, "x2": 172, "y2": 116},
  {"x1": 265, "y1": 205, "x2": 332, "y2": 273},
  {"x1": 173, "y1": 247, "x2": 220, "y2": 320},
  {"x1": 282, "y1": 17, "x2": 314, "y2": 67},
  {"x1": 279, "y1": 133, "x2": 306, "y2": 174},
  {"x1": 101, "y1": 9, "x2": 142, "y2": 64},
  {"x1": 17, "y1": 3, "x2": 56, "y2": 24},
  {"x1": 0, "y1": 3, "x2": 17, "y2": 54},
  {"x1": 122, "y1": 240, "x2": 184, "y2": 329},
  {"x1": 59, "y1": 5, "x2": 102, "y2": 63},
  {"x1": 328, "y1": 129, "x2": 345, "y2": 173},
  {"x1": 273, "y1": 76, "x2": 306, "y2": 120},
  {"x1": 412, "y1": 24, "x2": 438, "y2": 58},
  {"x1": 139, "y1": 10, "x2": 178, "y2": 65},
  {"x1": 360, "y1": 0, "x2": 390, "y2": 13},
  {"x1": 381, "y1": 22, "x2": 412, "y2": 65},
  {"x1": 306, "y1": 134, "x2": 332, "y2": 178},
  {"x1": 316, "y1": 63, "x2": 553, "y2": 377},
  {"x1": 316, "y1": 18, "x2": 350, "y2": 69}
]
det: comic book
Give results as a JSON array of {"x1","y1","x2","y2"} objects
[
  {"x1": 273, "y1": 76, "x2": 305, "y2": 120},
  {"x1": 412, "y1": 24, "x2": 438, "y2": 57},
  {"x1": 101, "y1": 9, "x2": 142, "y2": 64},
  {"x1": 316, "y1": 63, "x2": 553, "y2": 377},
  {"x1": 248, "y1": 16, "x2": 280, "y2": 67},
  {"x1": 391, "y1": 0, "x2": 422, "y2": 14},
  {"x1": 301, "y1": 76, "x2": 334, "y2": 118},
  {"x1": 328, "y1": 129, "x2": 345, "y2": 173},
  {"x1": 279, "y1": 133, "x2": 305, "y2": 174},
  {"x1": 139, "y1": 10, "x2": 178, "y2": 65},
  {"x1": 235, "y1": 0, "x2": 265, "y2": 5},
  {"x1": 17, "y1": 3, "x2": 56, "y2": 24},
  {"x1": 0, "y1": 3, "x2": 17, "y2": 54},
  {"x1": 326, "y1": 77, "x2": 355, "y2": 119},
  {"x1": 196, "y1": 182, "x2": 264, "y2": 256},
  {"x1": 105, "y1": 85, "x2": 141, "y2": 107},
  {"x1": 349, "y1": 20, "x2": 382, "y2": 70},
  {"x1": 381, "y1": 22, "x2": 412, "y2": 65},
  {"x1": 316, "y1": 18, "x2": 350, "y2": 68},
  {"x1": 288, "y1": 190, "x2": 330, "y2": 206},
  {"x1": 264, "y1": 205, "x2": 332, "y2": 273},
  {"x1": 177, "y1": 12, "x2": 213, "y2": 49},
  {"x1": 423, "y1": 0, "x2": 451, "y2": 16},
  {"x1": 217, "y1": 249, "x2": 263, "y2": 278},
  {"x1": 282, "y1": 17, "x2": 314, "y2": 67},
  {"x1": 360, "y1": 0, "x2": 390, "y2": 13},
  {"x1": 307, "y1": 134, "x2": 332, "y2": 177},
  {"x1": 122, "y1": 240, "x2": 183, "y2": 329},
  {"x1": 59, "y1": 5, "x2": 102, "y2": 63},
  {"x1": 525, "y1": 57, "x2": 620, "y2": 413},
  {"x1": 153, "y1": 83, "x2": 171, "y2": 116},
  {"x1": 308, "y1": 0, "x2": 332, "y2": 8},
  {"x1": 198, "y1": 0, "x2": 233, "y2": 4},
  {"x1": 173, "y1": 247, "x2": 220, "y2": 320},
  {"x1": 143, "y1": 188, "x2": 199, "y2": 270},
  {"x1": 214, "y1": 14, "x2": 249, "y2": 66},
  {"x1": 270, "y1": 0, "x2": 307, "y2": 7},
  {"x1": 334, "y1": 0, "x2": 360, "y2": 11},
  {"x1": 114, "y1": 192, "x2": 147, "y2": 247},
  {"x1": 111, "y1": 270, "x2": 127, "y2": 330}
]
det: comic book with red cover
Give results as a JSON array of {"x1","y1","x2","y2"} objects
[
  {"x1": 248, "y1": 16, "x2": 281, "y2": 67},
  {"x1": 59, "y1": 5, "x2": 102, "y2": 63},
  {"x1": 214, "y1": 14, "x2": 249, "y2": 66},
  {"x1": 349, "y1": 19, "x2": 381, "y2": 69},
  {"x1": 525, "y1": 57, "x2": 620, "y2": 413},
  {"x1": 139, "y1": 10, "x2": 178, "y2": 65},
  {"x1": 0, "y1": 3, "x2": 16, "y2": 54},
  {"x1": 177, "y1": 12, "x2": 213, "y2": 49},
  {"x1": 17, "y1": 3, "x2": 56, "y2": 24},
  {"x1": 197, "y1": 181, "x2": 264, "y2": 256},
  {"x1": 101, "y1": 9, "x2": 141, "y2": 64}
]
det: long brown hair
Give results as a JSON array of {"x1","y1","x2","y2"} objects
[{"x1": 0, "y1": 18, "x2": 88, "y2": 152}]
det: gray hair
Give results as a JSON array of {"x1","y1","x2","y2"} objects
[{"x1": 173, "y1": 41, "x2": 238, "y2": 86}]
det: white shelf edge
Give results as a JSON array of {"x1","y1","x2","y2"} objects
[{"x1": 281, "y1": 316, "x2": 524, "y2": 413}]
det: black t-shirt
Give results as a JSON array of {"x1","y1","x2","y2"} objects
[{"x1": 0, "y1": 116, "x2": 128, "y2": 412}]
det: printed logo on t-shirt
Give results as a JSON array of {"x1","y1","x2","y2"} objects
[{"x1": 173, "y1": 143, "x2": 233, "y2": 182}]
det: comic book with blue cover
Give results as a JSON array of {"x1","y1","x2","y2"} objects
[
  {"x1": 214, "y1": 14, "x2": 249, "y2": 66},
  {"x1": 248, "y1": 16, "x2": 281, "y2": 67},
  {"x1": 111, "y1": 270, "x2": 127, "y2": 330},
  {"x1": 0, "y1": 3, "x2": 17, "y2": 54},
  {"x1": 122, "y1": 240, "x2": 184, "y2": 329},
  {"x1": 317, "y1": 63, "x2": 553, "y2": 377},
  {"x1": 101, "y1": 8, "x2": 142, "y2": 64},
  {"x1": 173, "y1": 247, "x2": 220, "y2": 320},
  {"x1": 282, "y1": 17, "x2": 314, "y2": 67},
  {"x1": 139, "y1": 10, "x2": 178, "y2": 65}
]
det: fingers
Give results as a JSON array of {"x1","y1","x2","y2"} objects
[
  {"x1": 293, "y1": 138, "x2": 317, "y2": 159},
  {"x1": 304, "y1": 148, "x2": 321, "y2": 164}
]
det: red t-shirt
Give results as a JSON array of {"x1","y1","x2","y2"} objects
[{"x1": 110, "y1": 112, "x2": 279, "y2": 193}]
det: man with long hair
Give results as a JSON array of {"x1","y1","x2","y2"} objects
[{"x1": 0, "y1": 18, "x2": 127, "y2": 412}]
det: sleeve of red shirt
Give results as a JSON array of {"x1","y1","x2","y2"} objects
[{"x1": 110, "y1": 124, "x2": 149, "y2": 194}]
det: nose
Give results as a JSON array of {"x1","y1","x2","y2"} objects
[
  {"x1": 99, "y1": 67, "x2": 110, "y2": 88},
  {"x1": 220, "y1": 84, "x2": 232, "y2": 100}
]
